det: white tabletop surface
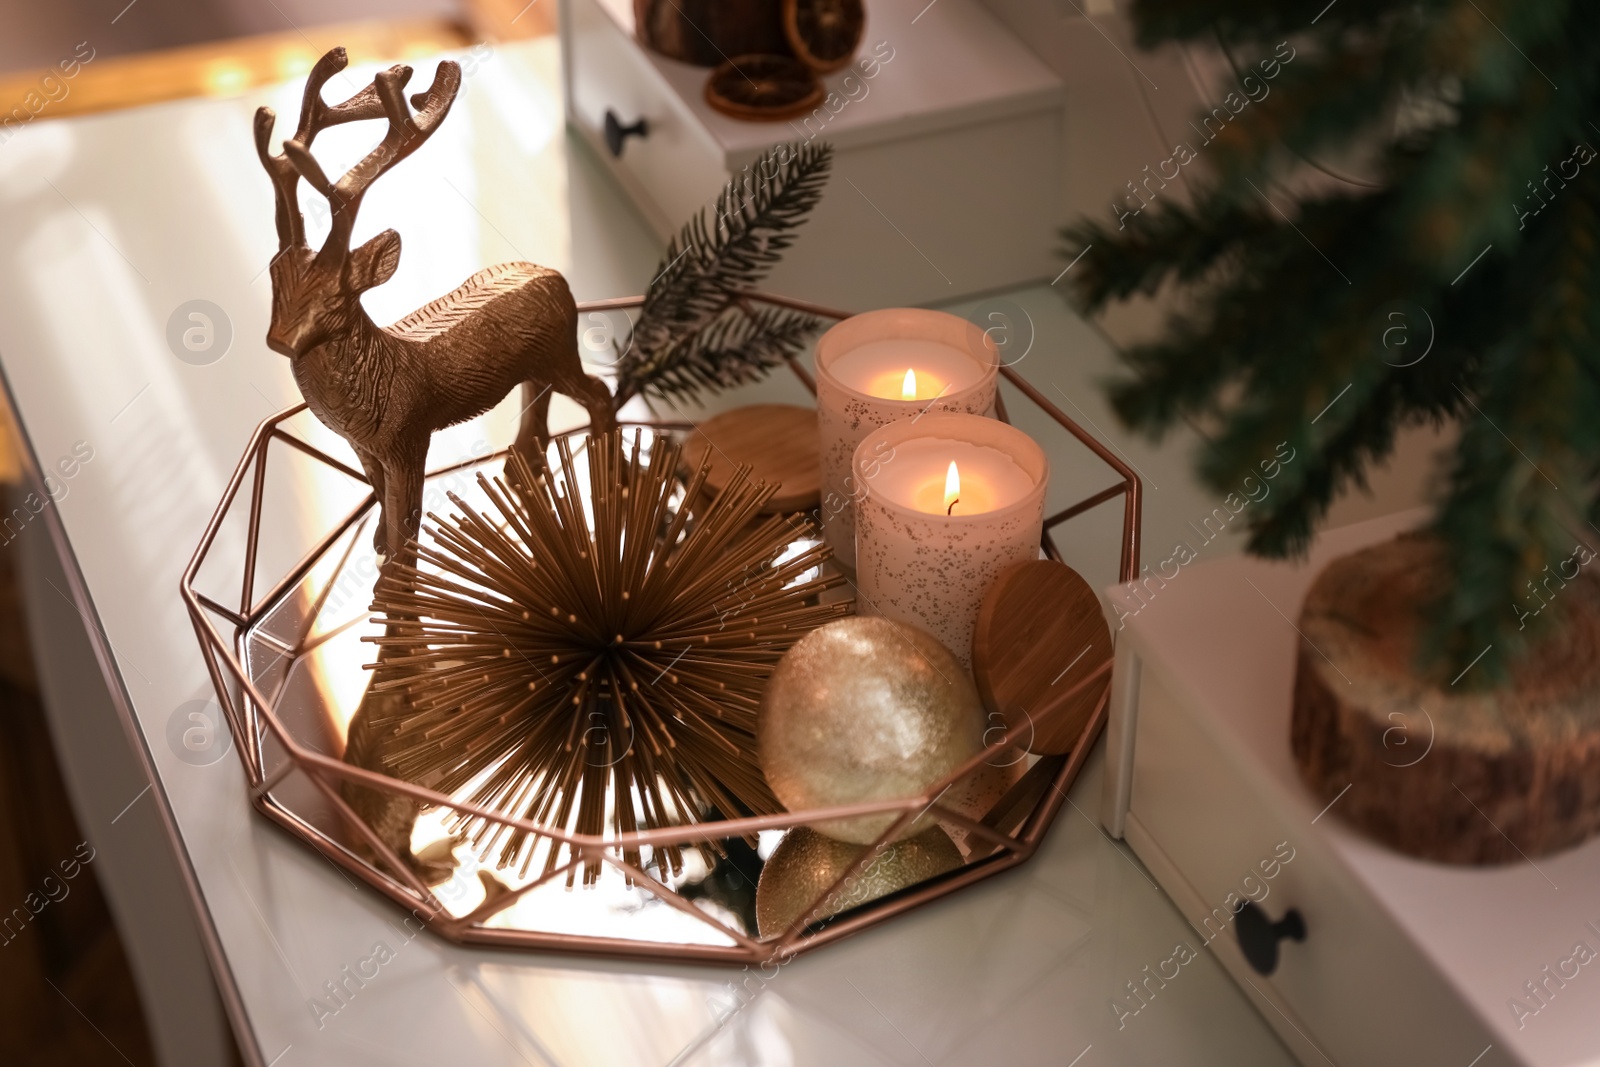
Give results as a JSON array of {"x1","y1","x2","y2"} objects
[{"x1": 0, "y1": 37, "x2": 1292, "y2": 1067}]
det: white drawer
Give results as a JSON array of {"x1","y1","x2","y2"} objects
[
  {"x1": 560, "y1": 0, "x2": 1066, "y2": 309},
  {"x1": 756, "y1": 108, "x2": 1064, "y2": 310},
  {"x1": 1123, "y1": 658, "x2": 1507, "y2": 1067},
  {"x1": 1102, "y1": 513, "x2": 1600, "y2": 1067},
  {"x1": 562, "y1": 0, "x2": 727, "y2": 235}
]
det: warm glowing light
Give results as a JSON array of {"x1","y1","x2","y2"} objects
[
  {"x1": 944, "y1": 461, "x2": 960, "y2": 512},
  {"x1": 862, "y1": 365, "x2": 950, "y2": 401},
  {"x1": 276, "y1": 48, "x2": 316, "y2": 81},
  {"x1": 203, "y1": 60, "x2": 251, "y2": 96}
]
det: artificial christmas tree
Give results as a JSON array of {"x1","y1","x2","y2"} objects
[
  {"x1": 1065, "y1": 0, "x2": 1598, "y2": 679},
  {"x1": 1063, "y1": 2, "x2": 1600, "y2": 860}
]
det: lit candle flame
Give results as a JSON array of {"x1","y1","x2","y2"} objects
[
  {"x1": 944, "y1": 461, "x2": 960, "y2": 514},
  {"x1": 902, "y1": 368, "x2": 917, "y2": 400}
]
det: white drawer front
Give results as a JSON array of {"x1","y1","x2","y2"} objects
[
  {"x1": 759, "y1": 111, "x2": 1063, "y2": 309},
  {"x1": 562, "y1": 0, "x2": 1066, "y2": 307},
  {"x1": 564, "y1": 0, "x2": 727, "y2": 238},
  {"x1": 1128, "y1": 664, "x2": 1506, "y2": 1067}
]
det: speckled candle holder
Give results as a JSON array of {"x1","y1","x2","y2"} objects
[
  {"x1": 815, "y1": 309, "x2": 998, "y2": 571},
  {"x1": 853, "y1": 413, "x2": 1048, "y2": 667}
]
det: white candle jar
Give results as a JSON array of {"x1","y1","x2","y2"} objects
[
  {"x1": 853, "y1": 413, "x2": 1048, "y2": 666},
  {"x1": 815, "y1": 309, "x2": 999, "y2": 571}
]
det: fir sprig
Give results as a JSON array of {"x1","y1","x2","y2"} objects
[
  {"x1": 1060, "y1": 2, "x2": 1600, "y2": 680},
  {"x1": 616, "y1": 141, "x2": 834, "y2": 405}
]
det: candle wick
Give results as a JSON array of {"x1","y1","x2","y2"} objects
[{"x1": 946, "y1": 498, "x2": 959, "y2": 516}]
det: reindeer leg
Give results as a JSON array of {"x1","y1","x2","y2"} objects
[
  {"x1": 577, "y1": 373, "x2": 617, "y2": 437},
  {"x1": 341, "y1": 440, "x2": 458, "y2": 885},
  {"x1": 340, "y1": 674, "x2": 459, "y2": 884},
  {"x1": 382, "y1": 445, "x2": 427, "y2": 574},
  {"x1": 509, "y1": 381, "x2": 553, "y2": 483},
  {"x1": 556, "y1": 368, "x2": 616, "y2": 439},
  {"x1": 353, "y1": 446, "x2": 389, "y2": 558}
]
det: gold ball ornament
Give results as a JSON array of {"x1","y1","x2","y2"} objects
[
  {"x1": 755, "y1": 826, "x2": 963, "y2": 938},
  {"x1": 759, "y1": 616, "x2": 985, "y2": 844}
]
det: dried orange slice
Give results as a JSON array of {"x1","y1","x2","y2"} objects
[
  {"x1": 783, "y1": 0, "x2": 865, "y2": 74},
  {"x1": 704, "y1": 55, "x2": 825, "y2": 122}
]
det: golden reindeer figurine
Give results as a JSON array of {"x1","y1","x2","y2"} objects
[
  {"x1": 255, "y1": 47, "x2": 616, "y2": 883},
  {"x1": 255, "y1": 46, "x2": 616, "y2": 562}
]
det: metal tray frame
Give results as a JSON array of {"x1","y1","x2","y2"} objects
[{"x1": 179, "y1": 292, "x2": 1142, "y2": 965}]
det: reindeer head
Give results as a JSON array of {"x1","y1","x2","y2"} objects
[{"x1": 254, "y1": 48, "x2": 461, "y2": 358}]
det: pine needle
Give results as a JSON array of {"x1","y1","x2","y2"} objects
[{"x1": 616, "y1": 141, "x2": 834, "y2": 405}]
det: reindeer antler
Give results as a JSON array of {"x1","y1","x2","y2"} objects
[
  {"x1": 279, "y1": 59, "x2": 463, "y2": 272},
  {"x1": 254, "y1": 48, "x2": 389, "y2": 249},
  {"x1": 252, "y1": 47, "x2": 440, "y2": 251}
]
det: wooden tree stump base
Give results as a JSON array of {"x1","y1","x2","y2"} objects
[{"x1": 1292, "y1": 533, "x2": 1600, "y2": 865}]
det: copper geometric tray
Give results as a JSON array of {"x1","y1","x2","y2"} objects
[{"x1": 179, "y1": 293, "x2": 1142, "y2": 965}]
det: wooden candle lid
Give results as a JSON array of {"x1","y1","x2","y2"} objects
[
  {"x1": 1293, "y1": 533, "x2": 1600, "y2": 864},
  {"x1": 972, "y1": 560, "x2": 1113, "y2": 755},
  {"x1": 683, "y1": 404, "x2": 821, "y2": 514}
]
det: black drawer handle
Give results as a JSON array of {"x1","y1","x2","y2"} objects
[
  {"x1": 604, "y1": 110, "x2": 649, "y2": 157},
  {"x1": 1236, "y1": 902, "x2": 1306, "y2": 976}
]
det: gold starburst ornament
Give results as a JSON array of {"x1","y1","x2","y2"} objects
[{"x1": 364, "y1": 430, "x2": 850, "y2": 883}]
